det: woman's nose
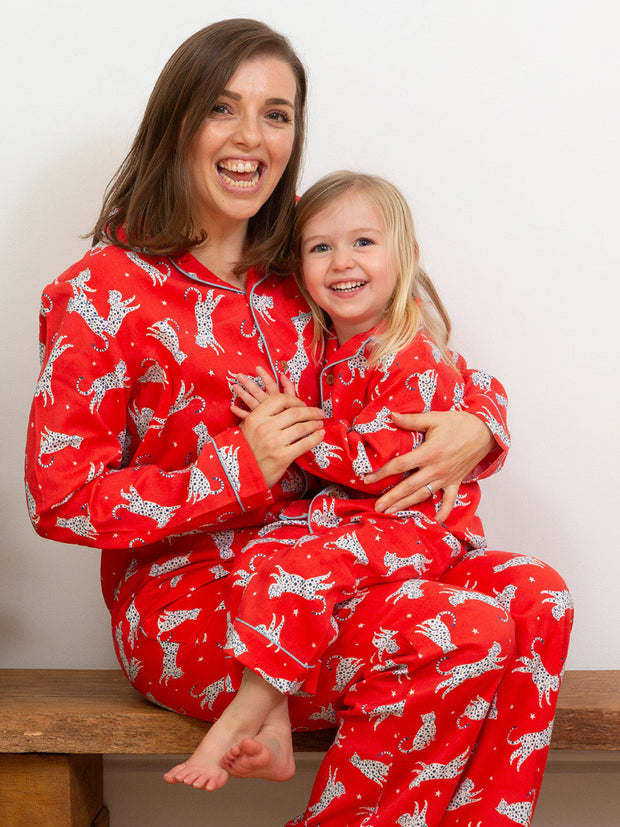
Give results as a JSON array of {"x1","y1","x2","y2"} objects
[{"x1": 233, "y1": 114, "x2": 262, "y2": 149}]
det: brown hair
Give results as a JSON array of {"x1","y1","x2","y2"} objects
[
  {"x1": 292, "y1": 171, "x2": 454, "y2": 365},
  {"x1": 91, "y1": 19, "x2": 307, "y2": 275}
]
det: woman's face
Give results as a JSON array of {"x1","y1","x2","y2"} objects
[{"x1": 188, "y1": 55, "x2": 297, "y2": 234}]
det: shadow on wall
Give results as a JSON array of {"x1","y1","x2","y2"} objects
[{"x1": 1, "y1": 136, "x2": 127, "y2": 669}]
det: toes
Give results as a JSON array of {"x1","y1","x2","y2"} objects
[
  {"x1": 204, "y1": 770, "x2": 230, "y2": 791},
  {"x1": 239, "y1": 738, "x2": 263, "y2": 757},
  {"x1": 163, "y1": 763, "x2": 187, "y2": 784}
]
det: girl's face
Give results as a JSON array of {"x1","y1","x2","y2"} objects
[
  {"x1": 188, "y1": 55, "x2": 297, "y2": 234},
  {"x1": 300, "y1": 191, "x2": 397, "y2": 345}
]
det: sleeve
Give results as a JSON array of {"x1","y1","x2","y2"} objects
[
  {"x1": 455, "y1": 352, "x2": 511, "y2": 481},
  {"x1": 292, "y1": 342, "x2": 511, "y2": 494},
  {"x1": 294, "y1": 343, "x2": 463, "y2": 495},
  {"x1": 24, "y1": 275, "x2": 272, "y2": 550}
]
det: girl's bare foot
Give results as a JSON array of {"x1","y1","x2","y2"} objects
[
  {"x1": 222, "y1": 718, "x2": 295, "y2": 782},
  {"x1": 164, "y1": 718, "x2": 239, "y2": 790},
  {"x1": 163, "y1": 666, "x2": 290, "y2": 790}
]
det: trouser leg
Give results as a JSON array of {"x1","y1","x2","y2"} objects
[
  {"x1": 228, "y1": 513, "x2": 460, "y2": 692},
  {"x1": 286, "y1": 578, "x2": 516, "y2": 827},
  {"x1": 440, "y1": 550, "x2": 574, "y2": 825}
]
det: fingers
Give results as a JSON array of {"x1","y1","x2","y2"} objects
[
  {"x1": 374, "y1": 473, "x2": 461, "y2": 519},
  {"x1": 233, "y1": 368, "x2": 303, "y2": 416},
  {"x1": 279, "y1": 373, "x2": 297, "y2": 396},
  {"x1": 241, "y1": 401, "x2": 324, "y2": 456},
  {"x1": 374, "y1": 477, "x2": 450, "y2": 517},
  {"x1": 374, "y1": 477, "x2": 426, "y2": 514},
  {"x1": 232, "y1": 384, "x2": 263, "y2": 412},
  {"x1": 254, "y1": 366, "x2": 281, "y2": 396},
  {"x1": 283, "y1": 426, "x2": 325, "y2": 460},
  {"x1": 245, "y1": 412, "x2": 325, "y2": 489},
  {"x1": 230, "y1": 403, "x2": 250, "y2": 420},
  {"x1": 253, "y1": 366, "x2": 300, "y2": 401},
  {"x1": 365, "y1": 442, "x2": 429, "y2": 484},
  {"x1": 369, "y1": 408, "x2": 492, "y2": 519},
  {"x1": 389, "y1": 410, "x2": 433, "y2": 432},
  {"x1": 246, "y1": 406, "x2": 324, "y2": 445},
  {"x1": 435, "y1": 483, "x2": 459, "y2": 523},
  {"x1": 233, "y1": 373, "x2": 268, "y2": 410},
  {"x1": 248, "y1": 395, "x2": 322, "y2": 419},
  {"x1": 234, "y1": 386, "x2": 309, "y2": 416}
]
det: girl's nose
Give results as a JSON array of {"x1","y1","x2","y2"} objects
[{"x1": 331, "y1": 249, "x2": 354, "y2": 271}]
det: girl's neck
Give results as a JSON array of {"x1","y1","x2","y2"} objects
[{"x1": 332, "y1": 321, "x2": 374, "y2": 348}]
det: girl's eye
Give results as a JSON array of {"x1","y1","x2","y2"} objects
[
  {"x1": 354, "y1": 237, "x2": 374, "y2": 247},
  {"x1": 309, "y1": 243, "x2": 330, "y2": 253}
]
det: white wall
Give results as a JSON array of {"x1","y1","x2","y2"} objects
[{"x1": 2, "y1": 0, "x2": 619, "y2": 822}]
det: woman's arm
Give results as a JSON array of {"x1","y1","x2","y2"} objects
[
  {"x1": 368, "y1": 410, "x2": 496, "y2": 520},
  {"x1": 26, "y1": 277, "x2": 324, "y2": 550},
  {"x1": 368, "y1": 355, "x2": 510, "y2": 520},
  {"x1": 232, "y1": 392, "x2": 324, "y2": 489},
  {"x1": 234, "y1": 359, "x2": 460, "y2": 499}
]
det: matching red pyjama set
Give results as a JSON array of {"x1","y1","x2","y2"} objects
[{"x1": 25, "y1": 244, "x2": 573, "y2": 826}]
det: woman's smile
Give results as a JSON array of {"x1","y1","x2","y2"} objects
[{"x1": 216, "y1": 158, "x2": 263, "y2": 189}]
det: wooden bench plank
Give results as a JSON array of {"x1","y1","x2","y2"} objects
[{"x1": 0, "y1": 669, "x2": 618, "y2": 754}]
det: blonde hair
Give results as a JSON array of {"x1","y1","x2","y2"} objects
[{"x1": 292, "y1": 171, "x2": 453, "y2": 365}]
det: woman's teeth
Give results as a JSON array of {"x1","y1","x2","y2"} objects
[
  {"x1": 217, "y1": 160, "x2": 261, "y2": 189},
  {"x1": 219, "y1": 160, "x2": 259, "y2": 173}
]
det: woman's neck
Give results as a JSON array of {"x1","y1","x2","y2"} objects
[{"x1": 192, "y1": 218, "x2": 249, "y2": 289}]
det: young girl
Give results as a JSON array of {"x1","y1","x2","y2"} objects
[{"x1": 165, "y1": 172, "x2": 564, "y2": 826}]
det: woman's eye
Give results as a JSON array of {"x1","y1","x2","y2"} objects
[
  {"x1": 210, "y1": 103, "x2": 231, "y2": 116},
  {"x1": 354, "y1": 237, "x2": 374, "y2": 247},
  {"x1": 267, "y1": 110, "x2": 292, "y2": 124}
]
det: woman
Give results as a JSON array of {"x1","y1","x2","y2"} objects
[{"x1": 25, "y1": 19, "x2": 571, "y2": 826}]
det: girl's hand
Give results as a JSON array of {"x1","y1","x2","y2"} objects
[
  {"x1": 232, "y1": 367, "x2": 323, "y2": 488},
  {"x1": 231, "y1": 366, "x2": 299, "y2": 419},
  {"x1": 366, "y1": 411, "x2": 495, "y2": 521}
]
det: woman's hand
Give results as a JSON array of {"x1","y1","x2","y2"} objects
[
  {"x1": 232, "y1": 367, "x2": 324, "y2": 488},
  {"x1": 366, "y1": 410, "x2": 495, "y2": 521}
]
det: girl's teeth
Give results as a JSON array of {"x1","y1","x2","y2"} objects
[{"x1": 331, "y1": 282, "x2": 365, "y2": 292}]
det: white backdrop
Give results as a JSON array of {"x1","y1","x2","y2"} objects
[{"x1": 2, "y1": 0, "x2": 618, "y2": 678}]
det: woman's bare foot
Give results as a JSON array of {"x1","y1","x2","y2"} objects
[{"x1": 222, "y1": 718, "x2": 295, "y2": 782}]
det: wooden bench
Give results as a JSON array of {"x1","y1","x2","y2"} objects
[{"x1": 1, "y1": 669, "x2": 619, "y2": 826}]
